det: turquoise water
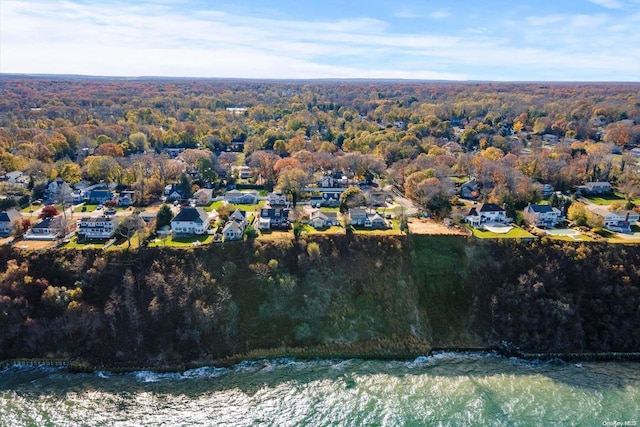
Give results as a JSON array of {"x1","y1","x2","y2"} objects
[{"x1": 1, "y1": 353, "x2": 639, "y2": 426}]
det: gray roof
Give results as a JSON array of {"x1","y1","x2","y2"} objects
[
  {"x1": 478, "y1": 203, "x2": 505, "y2": 212},
  {"x1": 172, "y1": 207, "x2": 208, "y2": 223},
  {"x1": 526, "y1": 204, "x2": 554, "y2": 214},
  {"x1": 0, "y1": 209, "x2": 21, "y2": 223}
]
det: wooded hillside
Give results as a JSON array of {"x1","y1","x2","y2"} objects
[{"x1": 1, "y1": 236, "x2": 639, "y2": 365}]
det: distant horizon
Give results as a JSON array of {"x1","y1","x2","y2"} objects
[
  {"x1": 2, "y1": 0, "x2": 639, "y2": 81},
  {"x1": 1, "y1": 72, "x2": 639, "y2": 85}
]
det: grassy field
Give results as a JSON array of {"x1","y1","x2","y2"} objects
[
  {"x1": 466, "y1": 225, "x2": 535, "y2": 239},
  {"x1": 147, "y1": 234, "x2": 214, "y2": 247},
  {"x1": 74, "y1": 204, "x2": 99, "y2": 213},
  {"x1": 203, "y1": 200, "x2": 263, "y2": 212},
  {"x1": 585, "y1": 192, "x2": 640, "y2": 205},
  {"x1": 301, "y1": 225, "x2": 344, "y2": 234},
  {"x1": 61, "y1": 235, "x2": 108, "y2": 249},
  {"x1": 546, "y1": 233, "x2": 594, "y2": 242}
]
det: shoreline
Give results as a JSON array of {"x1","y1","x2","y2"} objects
[{"x1": 4, "y1": 348, "x2": 640, "y2": 374}]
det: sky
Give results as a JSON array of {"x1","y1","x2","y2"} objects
[{"x1": 1, "y1": 0, "x2": 639, "y2": 81}]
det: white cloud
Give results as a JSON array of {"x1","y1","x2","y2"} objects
[
  {"x1": 1, "y1": 0, "x2": 639, "y2": 81},
  {"x1": 395, "y1": 8, "x2": 450, "y2": 19},
  {"x1": 587, "y1": 0, "x2": 623, "y2": 8}
]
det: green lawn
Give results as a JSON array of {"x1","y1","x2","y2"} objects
[
  {"x1": 203, "y1": 200, "x2": 262, "y2": 212},
  {"x1": 585, "y1": 192, "x2": 640, "y2": 206},
  {"x1": 546, "y1": 233, "x2": 594, "y2": 242},
  {"x1": 301, "y1": 224, "x2": 344, "y2": 234},
  {"x1": 61, "y1": 235, "x2": 108, "y2": 249},
  {"x1": 74, "y1": 204, "x2": 99, "y2": 213},
  {"x1": 147, "y1": 234, "x2": 213, "y2": 247},
  {"x1": 466, "y1": 225, "x2": 535, "y2": 239}
]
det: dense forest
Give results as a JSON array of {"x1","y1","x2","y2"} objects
[
  {"x1": 1, "y1": 77, "x2": 640, "y2": 218},
  {"x1": 1, "y1": 236, "x2": 639, "y2": 366}
]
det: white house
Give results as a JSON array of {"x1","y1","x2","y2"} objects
[
  {"x1": 24, "y1": 217, "x2": 59, "y2": 240},
  {"x1": 266, "y1": 192, "x2": 288, "y2": 207},
  {"x1": 348, "y1": 208, "x2": 368, "y2": 226},
  {"x1": 309, "y1": 210, "x2": 339, "y2": 228},
  {"x1": 77, "y1": 216, "x2": 117, "y2": 240},
  {"x1": 45, "y1": 178, "x2": 73, "y2": 203},
  {"x1": 523, "y1": 203, "x2": 563, "y2": 228},
  {"x1": 229, "y1": 209, "x2": 247, "y2": 229},
  {"x1": 590, "y1": 206, "x2": 639, "y2": 233},
  {"x1": 366, "y1": 213, "x2": 388, "y2": 229},
  {"x1": 0, "y1": 209, "x2": 21, "y2": 237},
  {"x1": 224, "y1": 189, "x2": 258, "y2": 204},
  {"x1": 231, "y1": 165, "x2": 252, "y2": 179},
  {"x1": 170, "y1": 207, "x2": 210, "y2": 235},
  {"x1": 582, "y1": 182, "x2": 612, "y2": 194},
  {"x1": 465, "y1": 203, "x2": 508, "y2": 227},
  {"x1": 222, "y1": 221, "x2": 243, "y2": 241}
]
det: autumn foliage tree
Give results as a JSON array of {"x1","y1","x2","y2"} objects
[{"x1": 39, "y1": 205, "x2": 59, "y2": 218}]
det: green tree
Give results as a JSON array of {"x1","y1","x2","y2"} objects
[
  {"x1": 155, "y1": 204, "x2": 173, "y2": 231},
  {"x1": 117, "y1": 215, "x2": 145, "y2": 249},
  {"x1": 567, "y1": 202, "x2": 587, "y2": 226},
  {"x1": 292, "y1": 222, "x2": 304, "y2": 239},
  {"x1": 178, "y1": 173, "x2": 193, "y2": 199},
  {"x1": 129, "y1": 132, "x2": 149, "y2": 152},
  {"x1": 58, "y1": 162, "x2": 82, "y2": 184},
  {"x1": 276, "y1": 167, "x2": 308, "y2": 207},
  {"x1": 84, "y1": 155, "x2": 122, "y2": 183},
  {"x1": 339, "y1": 185, "x2": 365, "y2": 213},
  {"x1": 244, "y1": 225, "x2": 258, "y2": 240}
]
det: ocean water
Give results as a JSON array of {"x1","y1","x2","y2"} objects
[{"x1": 1, "y1": 353, "x2": 639, "y2": 426}]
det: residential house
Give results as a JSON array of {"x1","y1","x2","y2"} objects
[
  {"x1": 25, "y1": 217, "x2": 58, "y2": 240},
  {"x1": 366, "y1": 213, "x2": 388, "y2": 229},
  {"x1": 231, "y1": 165, "x2": 252, "y2": 179},
  {"x1": 630, "y1": 147, "x2": 640, "y2": 158},
  {"x1": 309, "y1": 210, "x2": 339, "y2": 229},
  {"x1": 222, "y1": 221, "x2": 243, "y2": 241},
  {"x1": 117, "y1": 191, "x2": 135, "y2": 207},
  {"x1": 266, "y1": 192, "x2": 288, "y2": 207},
  {"x1": 258, "y1": 208, "x2": 290, "y2": 230},
  {"x1": 87, "y1": 189, "x2": 114, "y2": 204},
  {"x1": 542, "y1": 134, "x2": 559, "y2": 144},
  {"x1": 320, "y1": 175, "x2": 335, "y2": 188},
  {"x1": 582, "y1": 182, "x2": 612, "y2": 194},
  {"x1": 3, "y1": 171, "x2": 29, "y2": 187},
  {"x1": 460, "y1": 179, "x2": 480, "y2": 199},
  {"x1": 365, "y1": 191, "x2": 387, "y2": 207},
  {"x1": 228, "y1": 209, "x2": 247, "y2": 229},
  {"x1": 320, "y1": 191, "x2": 342, "y2": 207},
  {"x1": 348, "y1": 208, "x2": 368, "y2": 226},
  {"x1": 45, "y1": 178, "x2": 73, "y2": 203},
  {"x1": 465, "y1": 203, "x2": 508, "y2": 227},
  {"x1": 193, "y1": 188, "x2": 214, "y2": 206},
  {"x1": 140, "y1": 210, "x2": 157, "y2": 223},
  {"x1": 77, "y1": 216, "x2": 117, "y2": 240},
  {"x1": 590, "y1": 206, "x2": 639, "y2": 233},
  {"x1": 523, "y1": 203, "x2": 563, "y2": 228},
  {"x1": 170, "y1": 207, "x2": 210, "y2": 235},
  {"x1": 542, "y1": 184, "x2": 554, "y2": 198},
  {"x1": 164, "y1": 184, "x2": 184, "y2": 201},
  {"x1": 0, "y1": 209, "x2": 21, "y2": 237},
  {"x1": 224, "y1": 189, "x2": 258, "y2": 204}
]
